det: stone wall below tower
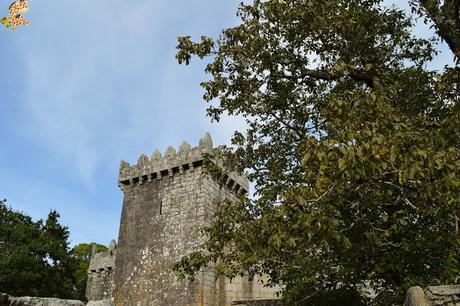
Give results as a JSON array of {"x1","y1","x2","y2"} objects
[
  {"x1": 86, "y1": 242, "x2": 117, "y2": 302},
  {"x1": 0, "y1": 293, "x2": 84, "y2": 306}
]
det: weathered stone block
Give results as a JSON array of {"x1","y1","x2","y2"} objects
[
  {"x1": 405, "y1": 286, "x2": 430, "y2": 306},
  {"x1": 0, "y1": 293, "x2": 84, "y2": 306},
  {"x1": 405, "y1": 285, "x2": 460, "y2": 306},
  {"x1": 425, "y1": 285, "x2": 460, "y2": 305},
  {"x1": 85, "y1": 300, "x2": 113, "y2": 306}
]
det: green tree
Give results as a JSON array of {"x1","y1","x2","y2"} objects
[
  {"x1": 173, "y1": 0, "x2": 459, "y2": 304},
  {"x1": 0, "y1": 199, "x2": 45, "y2": 297},
  {"x1": 0, "y1": 199, "x2": 78, "y2": 299}
]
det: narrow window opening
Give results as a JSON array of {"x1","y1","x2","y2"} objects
[{"x1": 159, "y1": 201, "x2": 163, "y2": 216}]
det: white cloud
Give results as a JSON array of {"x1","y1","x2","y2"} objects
[{"x1": 12, "y1": 0, "x2": 243, "y2": 187}]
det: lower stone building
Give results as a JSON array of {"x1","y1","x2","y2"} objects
[
  {"x1": 86, "y1": 241, "x2": 117, "y2": 301},
  {"x1": 86, "y1": 134, "x2": 280, "y2": 305}
]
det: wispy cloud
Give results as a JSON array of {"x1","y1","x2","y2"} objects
[
  {"x1": 0, "y1": 0, "x2": 244, "y2": 244},
  {"x1": 11, "y1": 0, "x2": 243, "y2": 187}
]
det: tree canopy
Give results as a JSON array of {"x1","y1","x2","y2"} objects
[
  {"x1": 0, "y1": 199, "x2": 106, "y2": 301},
  {"x1": 0, "y1": 199, "x2": 77, "y2": 298},
  {"x1": 173, "y1": 0, "x2": 459, "y2": 304}
]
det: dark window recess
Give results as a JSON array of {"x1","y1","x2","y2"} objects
[
  {"x1": 193, "y1": 160, "x2": 203, "y2": 168},
  {"x1": 159, "y1": 201, "x2": 163, "y2": 215}
]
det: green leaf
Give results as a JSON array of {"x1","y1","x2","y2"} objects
[{"x1": 338, "y1": 158, "x2": 346, "y2": 171}]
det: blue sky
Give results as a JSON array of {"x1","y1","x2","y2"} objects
[
  {"x1": 0, "y1": 0, "x2": 246, "y2": 246},
  {"x1": 0, "y1": 0, "x2": 453, "y2": 247}
]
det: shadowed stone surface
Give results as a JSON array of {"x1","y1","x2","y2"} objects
[{"x1": 233, "y1": 299, "x2": 283, "y2": 306}]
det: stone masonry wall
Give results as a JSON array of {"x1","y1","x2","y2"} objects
[
  {"x1": 115, "y1": 161, "x2": 208, "y2": 305},
  {"x1": 218, "y1": 275, "x2": 281, "y2": 305},
  {"x1": 233, "y1": 299, "x2": 283, "y2": 306},
  {"x1": 0, "y1": 293, "x2": 84, "y2": 306},
  {"x1": 86, "y1": 242, "x2": 116, "y2": 301},
  {"x1": 114, "y1": 133, "x2": 253, "y2": 306}
]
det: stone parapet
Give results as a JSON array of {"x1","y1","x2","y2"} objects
[
  {"x1": 88, "y1": 251, "x2": 116, "y2": 273},
  {"x1": 118, "y1": 133, "x2": 249, "y2": 194},
  {"x1": 0, "y1": 293, "x2": 84, "y2": 306}
]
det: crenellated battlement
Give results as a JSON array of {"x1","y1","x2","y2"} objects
[
  {"x1": 103, "y1": 133, "x2": 280, "y2": 305},
  {"x1": 118, "y1": 133, "x2": 249, "y2": 195},
  {"x1": 88, "y1": 240, "x2": 117, "y2": 273}
]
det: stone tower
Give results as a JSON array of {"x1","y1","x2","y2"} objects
[{"x1": 114, "y1": 133, "x2": 253, "y2": 305}]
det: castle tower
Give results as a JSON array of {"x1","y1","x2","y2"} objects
[{"x1": 113, "y1": 133, "x2": 249, "y2": 305}]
